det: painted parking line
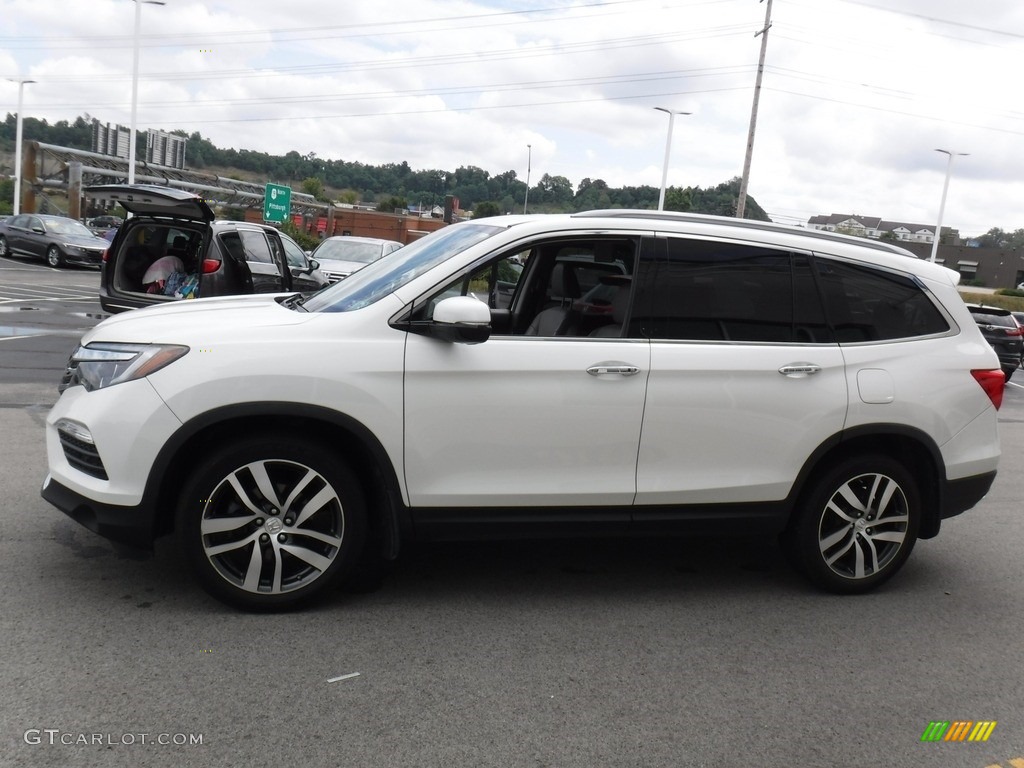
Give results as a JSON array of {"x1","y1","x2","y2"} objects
[
  {"x1": 0, "y1": 291, "x2": 98, "y2": 302},
  {"x1": 0, "y1": 296, "x2": 98, "y2": 305},
  {"x1": 0, "y1": 284, "x2": 95, "y2": 295},
  {"x1": 1007, "y1": 381, "x2": 1024, "y2": 390}
]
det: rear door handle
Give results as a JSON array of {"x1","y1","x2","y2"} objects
[
  {"x1": 779, "y1": 363, "x2": 822, "y2": 377},
  {"x1": 587, "y1": 365, "x2": 640, "y2": 376}
]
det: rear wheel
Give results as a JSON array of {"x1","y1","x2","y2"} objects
[
  {"x1": 46, "y1": 245, "x2": 65, "y2": 268},
  {"x1": 784, "y1": 455, "x2": 920, "y2": 594},
  {"x1": 177, "y1": 436, "x2": 367, "y2": 610}
]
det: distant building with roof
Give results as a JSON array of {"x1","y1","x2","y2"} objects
[{"x1": 807, "y1": 213, "x2": 959, "y2": 246}]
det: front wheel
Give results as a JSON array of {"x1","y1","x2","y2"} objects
[
  {"x1": 177, "y1": 436, "x2": 367, "y2": 610},
  {"x1": 1003, "y1": 365, "x2": 1016, "y2": 383},
  {"x1": 46, "y1": 245, "x2": 65, "y2": 268},
  {"x1": 783, "y1": 455, "x2": 920, "y2": 594},
  {"x1": 0, "y1": 235, "x2": 8, "y2": 257}
]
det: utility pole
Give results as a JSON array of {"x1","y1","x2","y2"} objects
[
  {"x1": 736, "y1": 0, "x2": 772, "y2": 219},
  {"x1": 523, "y1": 144, "x2": 532, "y2": 214}
]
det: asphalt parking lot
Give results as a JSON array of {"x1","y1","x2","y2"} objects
[{"x1": 2, "y1": 254, "x2": 1023, "y2": 768}]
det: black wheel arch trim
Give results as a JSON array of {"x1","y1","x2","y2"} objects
[
  {"x1": 786, "y1": 422, "x2": 976, "y2": 540},
  {"x1": 144, "y1": 401, "x2": 408, "y2": 551}
]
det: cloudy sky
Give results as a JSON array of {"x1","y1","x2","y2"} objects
[{"x1": 1, "y1": 0, "x2": 1023, "y2": 235}]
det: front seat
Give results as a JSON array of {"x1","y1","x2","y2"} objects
[
  {"x1": 589, "y1": 280, "x2": 632, "y2": 338},
  {"x1": 526, "y1": 264, "x2": 581, "y2": 336}
]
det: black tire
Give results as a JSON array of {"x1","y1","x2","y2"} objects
[
  {"x1": 46, "y1": 244, "x2": 65, "y2": 268},
  {"x1": 1003, "y1": 365, "x2": 1015, "y2": 383},
  {"x1": 783, "y1": 455, "x2": 920, "y2": 594},
  {"x1": 0, "y1": 235, "x2": 8, "y2": 257},
  {"x1": 177, "y1": 436, "x2": 367, "y2": 611}
]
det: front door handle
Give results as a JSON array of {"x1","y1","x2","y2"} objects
[
  {"x1": 779, "y1": 363, "x2": 822, "y2": 377},
  {"x1": 587, "y1": 365, "x2": 640, "y2": 376}
]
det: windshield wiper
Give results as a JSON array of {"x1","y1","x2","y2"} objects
[{"x1": 281, "y1": 293, "x2": 309, "y2": 311}]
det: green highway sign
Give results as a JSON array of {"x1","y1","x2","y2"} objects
[{"x1": 263, "y1": 183, "x2": 292, "y2": 223}]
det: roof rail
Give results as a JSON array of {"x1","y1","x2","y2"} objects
[{"x1": 570, "y1": 209, "x2": 919, "y2": 258}]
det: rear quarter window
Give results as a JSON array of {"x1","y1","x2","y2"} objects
[{"x1": 814, "y1": 259, "x2": 950, "y2": 341}]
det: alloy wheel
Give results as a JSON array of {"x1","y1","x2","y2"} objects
[
  {"x1": 199, "y1": 458, "x2": 346, "y2": 596},
  {"x1": 817, "y1": 471, "x2": 909, "y2": 581}
]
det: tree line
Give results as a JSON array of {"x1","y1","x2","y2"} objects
[{"x1": 0, "y1": 112, "x2": 770, "y2": 218}]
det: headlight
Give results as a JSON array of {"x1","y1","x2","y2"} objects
[
  {"x1": 61, "y1": 343, "x2": 189, "y2": 393},
  {"x1": 63, "y1": 243, "x2": 85, "y2": 253}
]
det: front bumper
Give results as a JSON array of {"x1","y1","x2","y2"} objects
[{"x1": 41, "y1": 473, "x2": 157, "y2": 548}]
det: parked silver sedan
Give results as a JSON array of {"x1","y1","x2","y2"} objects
[{"x1": 310, "y1": 236, "x2": 403, "y2": 282}]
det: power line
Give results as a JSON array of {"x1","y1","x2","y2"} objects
[
  {"x1": 838, "y1": 0, "x2": 1024, "y2": 40},
  {"x1": 30, "y1": 67, "x2": 754, "y2": 111},
  {"x1": 22, "y1": 26, "x2": 753, "y2": 84}
]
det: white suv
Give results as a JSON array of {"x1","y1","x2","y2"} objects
[{"x1": 42, "y1": 210, "x2": 1004, "y2": 609}]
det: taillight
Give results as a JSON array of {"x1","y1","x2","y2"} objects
[
  {"x1": 201, "y1": 259, "x2": 221, "y2": 274},
  {"x1": 102, "y1": 248, "x2": 109, "y2": 263},
  {"x1": 972, "y1": 369, "x2": 1005, "y2": 410},
  {"x1": 1005, "y1": 326, "x2": 1023, "y2": 337}
]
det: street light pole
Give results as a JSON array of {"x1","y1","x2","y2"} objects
[
  {"x1": 128, "y1": 0, "x2": 166, "y2": 184},
  {"x1": 655, "y1": 107, "x2": 691, "y2": 211},
  {"x1": 9, "y1": 78, "x2": 36, "y2": 215},
  {"x1": 929, "y1": 149, "x2": 968, "y2": 263},
  {"x1": 523, "y1": 144, "x2": 532, "y2": 214}
]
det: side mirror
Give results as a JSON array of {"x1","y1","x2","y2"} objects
[
  {"x1": 309, "y1": 259, "x2": 319, "y2": 271},
  {"x1": 427, "y1": 296, "x2": 491, "y2": 344}
]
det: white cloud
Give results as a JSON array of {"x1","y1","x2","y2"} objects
[{"x1": 1, "y1": 0, "x2": 1022, "y2": 233}]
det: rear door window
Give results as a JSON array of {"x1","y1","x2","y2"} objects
[
  {"x1": 638, "y1": 237, "x2": 831, "y2": 343},
  {"x1": 220, "y1": 229, "x2": 285, "y2": 293}
]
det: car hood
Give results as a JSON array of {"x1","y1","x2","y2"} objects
[
  {"x1": 83, "y1": 294, "x2": 313, "y2": 345},
  {"x1": 314, "y1": 257, "x2": 372, "y2": 274},
  {"x1": 62, "y1": 234, "x2": 109, "y2": 249},
  {"x1": 85, "y1": 184, "x2": 215, "y2": 222}
]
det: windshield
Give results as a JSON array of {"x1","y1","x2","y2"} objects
[
  {"x1": 303, "y1": 222, "x2": 505, "y2": 313},
  {"x1": 47, "y1": 219, "x2": 95, "y2": 238},
  {"x1": 313, "y1": 239, "x2": 386, "y2": 264}
]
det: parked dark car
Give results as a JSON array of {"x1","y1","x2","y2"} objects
[
  {"x1": 86, "y1": 215, "x2": 123, "y2": 235},
  {"x1": 0, "y1": 213, "x2": 110, "y2": 268},
  {"x1": 87, "y1": 184, "x2": 329, "y2": 313},
  {"x1": 966, "y1": 304, "x2": 1023, "y2": 381}
]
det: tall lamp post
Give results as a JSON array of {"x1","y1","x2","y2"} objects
[
  {"x1": 128, "y1": 0, "x2": 166, "y2": 184},
  {"x1": 655, "y1": 107, "x2": 690, "y2": 211},
  {"x1": 929, "y1": 149, "x2": 968, "y2": 263},
  {"x1": 9, "y1": 78, "x2": 36, "y2": 215},
  {"x1": 523, "y1": 144, "x2": 532, "y2": 214}
]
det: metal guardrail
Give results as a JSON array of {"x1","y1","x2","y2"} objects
[{"x1": 24, "y1": 141, "x2": 329, "y2": 215}]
